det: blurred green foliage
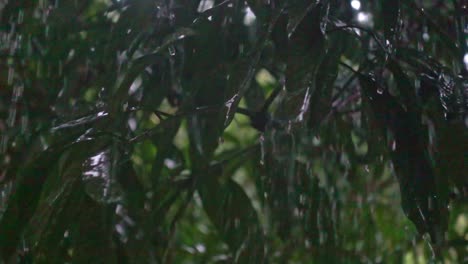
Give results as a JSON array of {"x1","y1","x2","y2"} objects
[{"x1": 0, "y1": 0, "x2": 466, "y2": 263}]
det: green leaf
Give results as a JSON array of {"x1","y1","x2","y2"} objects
[
  {"x1": 0, "y1": 150, "x2": 59, "y2": 261},
  {"x1": 198, "y1": 167, "x2": 263, "y2": 261},
  {"x1": 111, "y1": 28, "x2": 196, "y2": 113},
  {"x1": 308, "y1": 31, "x2": 345, "y2": 128},
  {"x1": 359, "y1": 70, "x2": 446, "y2": 244},
  {"x1": 279, "y1": 3, "x2": 326, "y2": 120},
  {"x1": 0, "y1": 134, "x2": 109, "y2": 261}
]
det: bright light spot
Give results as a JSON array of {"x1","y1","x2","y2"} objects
[
  {"x1": 423, "y1": 32, "x2": 430, "y2": 41},
  {"x1": 357, "y1": 12, "x2": 372, "y2": 26},
  {"x1": 128, "y1": 118, "x2": 137, "y2": 131},
  {"x1": 464, "y1": 53, "x2": 468, "y2": 69},
  {"x1": 351, "y1": 0, "x2": 361, "y2": 10},
  {"x1": 357, "y1": 12, "x2": 370, "y2": 23},
  {"x1": 195, "y1": 243, "x2": 206, "y2": 253},
  {"x1": 243, "y1": 7, "x2": 256, "y2": 26}
]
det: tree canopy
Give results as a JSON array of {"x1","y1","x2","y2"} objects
[{"x1": 0, "y1": 0, "x2": 467, "y2": 263}]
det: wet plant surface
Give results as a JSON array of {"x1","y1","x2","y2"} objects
[{"x1": 0, "y1": 0, "x2": 467, "y2": 263}]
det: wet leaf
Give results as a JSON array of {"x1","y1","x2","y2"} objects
[
  {"x1": 197, "y1": 163, "x2": 264, "y2": 262},
  {"x1": 112, "y1": 28, "x2": 196, "y2": 113},
  {"x1": 1, "y1": 1, "x2": 466, "y2": 262},
  {"x1": 280, "y1": 3, "x2": 326, "y2": 120},
  {"x1": 359, "y1": 71, "x2": 446, "y2": 245}
]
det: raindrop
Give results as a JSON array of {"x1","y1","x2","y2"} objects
[
  {"x1": 168, "y1": 46, "x2": 176, "y2": 56},
  {"x1": 44, "y1": 25, "x2": 51, "y2": 38},
  {"x1": 17, "y1": 10, "x2": 24, "y2": 24},
  {"x1": 12, "y1": 84, "x2": 23, "y2": 101},
  {"x1": 7, "y1": 67, "x2": 14, "y2": 85},
  {"x1": 312, "y1": 136, "x2": 321, "y2": 146},
  {"x1": 422, "y1": 32, "x2": 429, "y2": 41},
  {"x1": 115, "y1": 223, "x2": 127, "y2": 242},
  {"x1": 296, "y1": 87, "x2": 311, "y2": 122},
  {"x1": 115, "y1": 204, "x2": 124, "y2": 215},
  {"x1": 243, "y1": 7, "x2": 256, "y2": 26},
  {"x1": 123, "y1": 215, "x2": 135, "y2": 226},
  {"x1": 6, "y1": 106, "x2": 16, "y2": 127},
  {"x1": 286, "y1": 121, "x2": 292, "y2": 133},
  {"x1": 391, "y1": 140, "x2": 396, "y2": 151},
  {"x1": 299, "y1": 194, "x2": 306, "y2": 205},
  {"x1": 259, "y1": 134, "x2": 265, "y2": 166},
  {"x1": 364, "y1": 165, "x2": 370, "y2": 173},
  {"x1": 128, "y1": 118, "x2": 137, "y2": 131},
  {"x1": 99, "y1": 87, "x2": 106, "y2": 98}
]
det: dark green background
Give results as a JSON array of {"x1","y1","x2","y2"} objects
[{"x1": 0, "y1": 0, "x2": 466, "y2": 263}]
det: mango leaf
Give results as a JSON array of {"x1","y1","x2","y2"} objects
[
  {"x1": 419, "y1": 73, "x2": 467, "y2": 197},
  {"x1": 308, "y1": 31, "x2": 345, "y2": 128},
  {"x1": 359, "y1": 71, "x2": 446, "y2": 245},
  {"x1": 197, "y1": 162, "x2": 264, "y2": 262},
  {"x1": 25, "y1": 148, "x2": 90, "y2": 262},
  {"x1": 0, "y1": 132, "x2": 110, "y2": 261},
  {"x1": 69, "y1": 194, "x2": 117, "y2": 263},
  {"x1": 0, "y1": 149, "x2": 59, "y2": 261},
  {"x1": 111, "y1": 28, "x2": 196, "y2": 113},
  {"x1": 279, "y1": 3, "x2": 326, "y2": 120}
]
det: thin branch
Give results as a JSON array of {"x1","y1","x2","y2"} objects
[
  {"x1": 327, "y1": 25, "x2": 388, "y2": 52},
  {"x1": 261, "y1": 86, "x2": 282, "y2": 112},
  {"x1": 332, "y1": 71, "x2": 358, "y2": 103},
  {"x1": 236, "y1": 107, "x2": 254, "y2": 118}
]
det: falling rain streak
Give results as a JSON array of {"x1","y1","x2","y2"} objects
[{"x1": 0, "y1": 1, "x2": 465, "y2": 263}]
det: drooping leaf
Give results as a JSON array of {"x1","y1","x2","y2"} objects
[
  {"x1": 197, "y1": 162, "x2": 264, "y2": 262},
  {"x1": 279, "y1": 2, "x2": 326, "y2": 120},
  {"x1": 359, "y1": 71, "x2": 446, "y2": 245}
]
